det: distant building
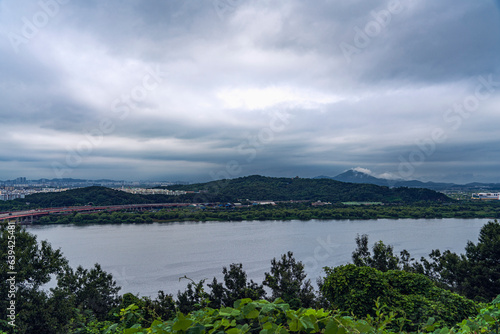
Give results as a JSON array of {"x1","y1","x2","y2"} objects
[
  {"x1": 15, "y1": 177, "x2": 27, "y2": 184},
  {"x1": 312, "y1": 200, "x2": 331, "y2": 206},
  {"x1": 471, "y1": 193, "x2": 500, "y2": 200},
  {"x1": 252, "y1": 201, "x2": 276, "y2": 206},
  {"x1": 0, "y1": 192, "x2": 25, "y2": 201},
  {"x1": 117, "y1": 187, "x2": 187, "y2": 196}
]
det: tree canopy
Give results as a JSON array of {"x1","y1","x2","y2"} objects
[{"x1": 168, "y1": 175, "x2": 452, "y2": 203}]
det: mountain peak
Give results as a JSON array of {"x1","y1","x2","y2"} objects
[
  {"x1": 314, "y1": 169, "x2": 463, "y2": 191},
  {"x1": 331, "y1": 169, "x2": 388, "y2": 185},
  {"x1": 343, "y1": 169, "x2": 373, "y2": 177}
]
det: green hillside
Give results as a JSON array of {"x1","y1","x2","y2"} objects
[
  {"x1": 21, "y1": 186, "x2": 147, "y2": 207},
  {"x1": 167, "y1": 175, "x2": 451, "y2": 203},
  {"x1": 3, "y1": 186, "x2": 228, "y2": 209},
  {"x1": 1, "y1": 175, "x2": 450, "y2": 210}
]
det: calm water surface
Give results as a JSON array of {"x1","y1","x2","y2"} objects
[{"x1": 26, "y1": 218, "x2": 489, "y2": 296}]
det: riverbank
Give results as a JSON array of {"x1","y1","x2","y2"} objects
[{"x1": 32, "y1": 202, "x2": 500, "y2": 225}]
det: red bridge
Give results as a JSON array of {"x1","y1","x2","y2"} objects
[{"x1": 0, "y1": 203, "x2": 194, "y2": 224}]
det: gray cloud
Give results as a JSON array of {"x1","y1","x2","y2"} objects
[{"x1": 0, "y1": 0, "x2": 499, "y2": 182}]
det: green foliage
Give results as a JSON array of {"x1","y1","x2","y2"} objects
[
  {"x1": 263, "y1": 252, "x2": 317, "y2": 309},
  {"x1": 321, "y1": 265, "x2": 391, "y2": 318},
  {"x1": 352, "y1": 234, "x2": 401, "y2": 271},
  {"x1": 176, "y1": 278, "x2": 211, "y2": 314},
  {"x1": 3, "y1": 186, "x2": 232, "y2": 210},
  {"x1": 169, "y1": 175, "x2": 451, "y2": 204},
  {"x1": 34, "y1": 201, "x2": 500, "y2": 226},
  {"x1": 103, "y1": 298, "x2": 365, "y2": 334},
  {"x1": 208, "y1": 263, "x2": 266, "y2": 309},
  {"x1": 409, "y1": 220, "x2": 500, "y2": 303},
  {"x1": 100, "y1": 296, "x2": 500, "y2": 334},
  {"x1": 452, "y1": 294, "x2": 500, "y2": 334},
  {"x1": 321, "y1": 264, "x2": 478, "y2": 331},
  {"x1": 0, "y1": 225, "x2": 122, "y2": 333},
  {"x1": 461, "y1": 220, "x2": 500, "y2": 302},
  {"x1": 350, "y1": 222, "x2": 500, "y2": 304},
  {"x1": 0, "y1": 224, "x2": 69, "y2": 333},
  {"x1": 54, "y1": 263, "x2": 121, "y2": 320},
  {"x1": 19, "y1": 186, "x2": 149, "y2": 207}
]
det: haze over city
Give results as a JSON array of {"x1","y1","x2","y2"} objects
[{"x1": 1, "y1": 0, "x2": 499, "y2": 183}]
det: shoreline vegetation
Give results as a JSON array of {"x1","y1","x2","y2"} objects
[
  {"x1": 33, "y1": 202, "x2": 500, "y2": 225},
  {"x1": 4, "y1": 175, "x2": 500, "y2": 225}
]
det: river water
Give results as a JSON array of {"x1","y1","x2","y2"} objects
[{"x1": 26, "y1": 218, "x2": 490, "y2": 297}]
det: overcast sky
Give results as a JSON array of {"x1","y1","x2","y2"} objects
[{"x1": 0, "y1": 0, "x2": 499, "y2": 183}]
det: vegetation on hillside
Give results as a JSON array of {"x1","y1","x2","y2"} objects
[
  {"x1": 0, "y1": 186, "x2": 231, "y2": 211},
  {"x1": 322, "y1": 265, "x2": 477, "y2": 331},
  {"x1": 167, "y1": 175, "x2": 452, "y2": 203},
  {"x1": 0, "y1": 175, "x2": 452, "y2": 213}
]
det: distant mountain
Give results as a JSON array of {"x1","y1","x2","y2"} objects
[
  {"x1": 315, "y1": 170, "x2": 500, "y2": 191},
  {"x1": 325, "y1": 170, "x2": 392, "y2": 186},
  {"x1": 0, "y1": 175, "x2": 453, "y2": 210},
  {"x1": 169, "y1": 175, "x2": 451, "y2": 203}
]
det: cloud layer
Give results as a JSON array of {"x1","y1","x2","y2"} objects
[{"x1": 0, "y1": 0, "x2": 499, "y2": 183}]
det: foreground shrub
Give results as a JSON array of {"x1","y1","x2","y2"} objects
[
  {"x1": 97, "y1": 295, "x2": 500, "y2": 334},
  {"x1": 321, "y1": 264, "x2": 478, "y2": 331}
]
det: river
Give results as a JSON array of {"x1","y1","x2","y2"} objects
[{"x1": 26, "y1": 218, "x2": 490, "y2": 297}]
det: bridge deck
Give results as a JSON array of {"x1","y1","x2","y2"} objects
[{"x1": 0, "y1": 203, "x2": 194, "y2": 222}]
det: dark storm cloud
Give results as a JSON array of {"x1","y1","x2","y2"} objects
[
  {"x1": 356, "y1": 1, "x2": 500, "y2": 84},
  {"x1": 0, "y1": 0, "x2": 499, "y2": 181}
]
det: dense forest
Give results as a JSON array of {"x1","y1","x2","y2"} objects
[
  {"x1": 35, "y1": 202, "x2": 500, "y2": 225},
  {"x1": 2, "y1": 220, "x2": 500, "y2": 333},
  {"x1": 0, "y1": 187, "x2": 229, "y2": 211},
  {"x1": 0, "y1": 175, "x2": 452, "y2": 212},
  {"x1": 166, "y1": 175, "x2": 452, "y2": 203}
]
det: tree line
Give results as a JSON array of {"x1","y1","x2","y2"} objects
[
  {"x1": 0, "y1": 174, "x2": 453, "y2": 213},
  {"x1": 1, "y1": 220, "x2": 500, "y2": 333},
  {"x1": 35, "y1": 202, "x2": 500, "y2": 225},
  {"x1": 350, "y1": 219, "x2": 500, "y2": 303},
  {"x1": 167, "y1": 175, "x2": 451, "y2": 203}
]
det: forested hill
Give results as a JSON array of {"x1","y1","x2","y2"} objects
[
  {"x1": 22, "y1": 186, "x2": 147, "y2": 207},
  {"x1": 1, "y1": 186, "x2": 224, "y2": 209},
  {"x1": 167, "y1": 175, "x2": 451, "y2": 203},
  {"x1": 1, "y1": 176, "x2": 451, "y2": 210}
]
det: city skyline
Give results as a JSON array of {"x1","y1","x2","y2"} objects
[{"x1": 1, "y1": 1, "x2": 500, "y2": 183}]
